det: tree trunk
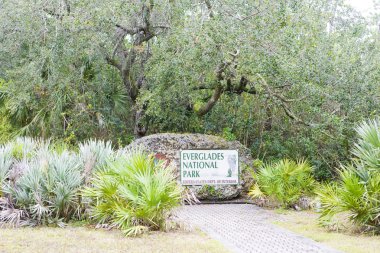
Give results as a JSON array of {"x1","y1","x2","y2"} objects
[{"x1": 133, "y1": 105, "x2": 147, "y2": 138}]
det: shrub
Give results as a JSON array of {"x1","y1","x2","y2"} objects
[
  {"x1": 222, "y1": 127, "x2": 237, "y2": 141},
  {"x1": 0, "y1": 138, "x2": 112, "y2": 227},
  {"x1": 83, "y1": 149, "x2": 181, "y2": 236},
  {"x1": 249, "y1": 159, "x2": 315, "y2": 208},
  {"x1": 0, "y1": 139, "x2": 182, "y2": 233},
  {"x1": 1, "y1": 148, "x2": 84, "y2": 226},
  {"x1": 316, "y1": 118, "x2": 380, "y2": 231}
]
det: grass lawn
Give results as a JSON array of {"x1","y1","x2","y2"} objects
[
  {"x1": 0, "y1": 226, "x2": 228, "y2": 253},
  {"x1": 273, "y1": 210, "x2": 380, "y2": 253}
]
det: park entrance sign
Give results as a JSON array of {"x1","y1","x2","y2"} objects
[
  {"x1": 180, "y1": 150, "x2": 239, "y2": 185},
  {"x1": 129, "y1": 133, "x2": 254, "y2": 199}
]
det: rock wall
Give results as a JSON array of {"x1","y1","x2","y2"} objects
[{"x1": 127, "y1": 133, "x2": 254, "y2": 200}]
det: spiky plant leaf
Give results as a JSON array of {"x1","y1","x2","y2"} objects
[
  {"x1": 83, "y1": 149, "x2": 181, "y2": 235},
  {"x1": 317, "y1": 119, "x2": 380, "y2": 231},
  {"x1": 352, "y1": 118, "x2": 380, "y2": 170},
  {"x1": 249, "y1": 159, "x2": 315, "y2": 207},
  {"x1": 0, "y1": 144, "x2": 13, "y2": 196}
]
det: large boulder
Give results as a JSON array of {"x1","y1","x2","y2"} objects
[{"x1": 127, "y1": 133, "x2": 254, "y2": 200}]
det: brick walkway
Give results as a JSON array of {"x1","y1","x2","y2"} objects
[{"x1": 174, "y1": 204, "x2": 341, "y2": 253}]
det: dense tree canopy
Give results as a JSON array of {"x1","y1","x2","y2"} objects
[{"x1": 0, "y1": 0, "x2": 379, "y2": 179}]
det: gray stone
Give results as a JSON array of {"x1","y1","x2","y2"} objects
[{"x1": 127, "y1": 133, "x2": 254, "y2": 200}]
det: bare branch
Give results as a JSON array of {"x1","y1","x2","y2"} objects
[
  {"x1": 257, "y1": 74, "x2": 312, "y2": 127},
  {"x1": 43, "y1": 8, "x2": 64, "y2": 20},
  {"x1": 115, "y1": 24, "x2": 145, "y2": 35},
  {"x1": 280, "y1": 101, "x2": 312, "y2": 127}
]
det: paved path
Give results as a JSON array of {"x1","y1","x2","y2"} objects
[{"x1": 174, "y1": 204, "x2": 341, "y2": 253}]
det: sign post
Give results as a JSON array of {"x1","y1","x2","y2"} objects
[{"x1": 180, "y1": 150, "x2": 239, "y2": 185}]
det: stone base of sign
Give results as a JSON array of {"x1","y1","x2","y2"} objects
[{"x1": 127, "y1": 133, "x2": 254, "y2": 200}]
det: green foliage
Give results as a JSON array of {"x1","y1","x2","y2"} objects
[
  {"x1": 0, "y1": 0, "x2": 379, "y2": 180},
  {"x1": 0, "y1": 145, "x2": 12, "y2": 196},
  {"x1": 222, "y1": 127, "x2": 237, "y2": 141},
  {"x1": 0, "y1": 138, "x2": 182, "y2": 231},
  {"x1": 249, "y1": 159, "x2": 315, "y2": 207},
  {"x1": 352, "y1": 119, "x2": 380, "y2": 170},
  {"x1": 316, "y1": 118, "x2": 380, "y2": 231},
  {"x1": 0, "y1": 138, "x2": 123, "y2": 227},
  {"x1": 79, "y1": 139, "x2": 115, "y2": 180},
  {"x1": 0, "y1": 139, "x2": 83, "y2": 226},
  {"x1": 144, "y1": 0, "x2": 379, "y2": 179},
  {"x1": 83, "y1": 149, "x2": 181, "y2": 236}
]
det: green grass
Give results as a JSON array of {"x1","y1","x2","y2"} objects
[
  {"x1": 0, "y1": 227, "x2": 228, "y2": 253},
  {"x1": 273, "y1": 210, "x2": 380, "y2": 253}
]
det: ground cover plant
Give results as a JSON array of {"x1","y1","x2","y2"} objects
[
  {"x1": 316, "y1": 119, "x2": 380, "y2": 232},
  {"x1": 0, "y1": 138, "x2": 115, "y2": 226},
  {"x1": 249, "y1": 159, "x2": 315, "y2": 208},
  {"x1": 0, "y1": 138, "x2": 181, "y2": 236},
  {"x1": 83, "y1": 149, "x2": 182, "y2": 236}
]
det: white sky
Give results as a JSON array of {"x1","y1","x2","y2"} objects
[{"x1": 346, "y1": 0, "x2": 378, "y2": 16}]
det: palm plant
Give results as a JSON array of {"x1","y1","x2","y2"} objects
[
  {"x1": 317, "y1": 166, "x2": 380, "y2": 229},
  {"x1": 249, "y1": 159, "x2": 315, "y2": 208},
  {"x1": 9, "y1": 137, "x2": 44, "y2": 160},
  {"x1": 0, "y1": 144, "x2": 13, "y2": 196},
  {"x1": 83, "y1": 149, "x2": 181, "y2": 236},
  {"x1": 352, "y1": 118, "x2": 380, "y2": 170},
  {"x1": 1, "y1": 142, "x2": 84, "y2": 226},
  {"x1": 316, "y1": 118, "x2": 380, "y2": 231},
  {"x1": 79, "y1": 140, "x2": 114, "y2": 182}
]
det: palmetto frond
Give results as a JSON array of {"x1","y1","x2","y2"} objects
[
  {"x1": 0, "y1": 144, "x2": 13, "y2": 196},
  {"x1": 79, "y1": 140, "x2": 114, "y2": 182},
  {"x1": 83, "y1": 149, "x2": 181, "y2": 235},
  {"x1": 249, "y1": 159, "x2": 315, "y2": 207},
  {"x1": 352, "y1": 118, "x2": 380, "y2": 170},
  {"x1": 317, "y1": 119, "x2": 380, "y2": 230},
  {"x1": 0, "y1": 139, "x2": 85, "y2": 226}
]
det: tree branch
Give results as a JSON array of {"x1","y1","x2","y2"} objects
[
  {"x1": 115, "y1": 24, "x2": 145, "y2": 35},
  {"x1": 194, "y1": 50, "x2": 244, "y2": 115},
  {"x1": 196, "y1": 85, "x2": 223, "y2": 116},
  {"x1": 257, "y1": 74, "x2": 312, "y2": 127},
  {"x1": 105, "y1": 56, "x2": 122, "y2": 71},
  {"x1": 193, "y1": 77, "x2": 256, "y2": 95},
  {"x1": 204, "y1": 0, "x2": 215, "y2": 18}
]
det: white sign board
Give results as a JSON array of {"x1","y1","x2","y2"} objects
[{"x1": 180, "y1": 150, "x2": 239, "y2": 185}]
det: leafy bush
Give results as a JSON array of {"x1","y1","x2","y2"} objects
[
  {"x1": 222, "y1": 127, "x2": 237, "y2": 141},
  {"x1": 83, "y1": 149, "x2": 181, "y2": 236},
  {"x1": 317, "y1": 118, "x2": 380, "y2": 231},
  {"x1": 0, "y1": 138, "x2": 182, "y2": 233},
  {"x1": 0, "y1": 138, "x2": 116, "y2": 227},
  {"x1": 0, "y1": 139, "x2": 84, "y2": 226},
  {"x1": 249, "y1": 159, "x2": 315, "y2": 208}
]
